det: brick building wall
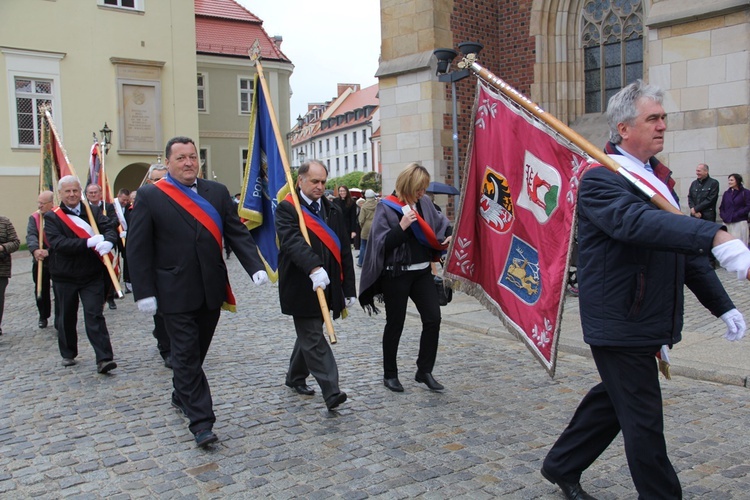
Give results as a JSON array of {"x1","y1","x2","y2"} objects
[{"x1": 441, "y1": 0, "x2": 535, "y2": 203}]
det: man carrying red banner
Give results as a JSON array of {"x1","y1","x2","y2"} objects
[
  {"x1": 44, "y1": 176, "x2": 118, "y2": 374},
  {"x1": 276, "y1": 160, "x2": 356, "y2": 412},
  {"x1": 126, "y1": 136, "x2": 269, "y2": 449},
  {"x1": 541, "y1": 80, "x2": 749, "y2": 499}
]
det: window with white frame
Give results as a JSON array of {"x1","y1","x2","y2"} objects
[
  {"x1": 353, "y1": 131, "x2": 357, "y2": 146},
  {"x1": 14, "y1": 78, "x2": 53, "y2": 146},
  {"x1": 200, "y1": 148, "x2": 209, "y2": 180},
  {"x1": 354, "y1": 154, "x2": 358, "y2": 170},
  {"x1": 197, "y1": 73, "x2": 207, "y2": 112},
  {"x1": 99, "y1": 0, "x2": 144, "y2": 11},
  {"x1": 239, "y1": 77, "x2": 254, "y2": 114},
  {"x1": 241, "y1": 148, "x2": 249, "y2": 178},
  {"x1": 363, "y1": 152, "x2": 368, "y2": 169},
  {"x1": 3, "y1": 48, "x2": 63, "y2": 149}
]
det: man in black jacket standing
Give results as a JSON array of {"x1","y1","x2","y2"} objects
[
  {"x1": 44, "y1": 176, "x2": 118, "y2": 373},
  {"x1": 27, "y1": 190, "x2": 55, "y2": 328},
  {"x1": 276, "y1": 160, "x2": 356, "y2": 411},
  {"x1": 688, "y1": 163, "x2": 720, "y2": 222},
  {"x1": 540, "y1": 81, "x2": 748, "y2": 499},
  {"x1": 127, "y1": 136, "x2": 268, "y2": 448}
]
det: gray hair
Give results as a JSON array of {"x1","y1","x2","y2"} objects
[
  {"x1": 58, "y1": 175, "x2": 81, "y2": 191},
  {"x1": 147, "y1": 163, "x2": 168, "y2": 178},
  {"x1": 607, "y1": 80, "x2": 664, "y2": 144}
]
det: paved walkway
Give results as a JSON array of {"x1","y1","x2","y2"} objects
[{"x1": 0, "y1": 253, "x2": 748, "y2": 498}]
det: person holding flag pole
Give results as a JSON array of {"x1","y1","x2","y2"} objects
[{"x1": 445, "y1": 52, "x2": 750, "y2": 498}]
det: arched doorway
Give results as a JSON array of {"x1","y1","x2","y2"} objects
[{"x1": 113, "y1": 162, "x2": 150, "y2": 194}]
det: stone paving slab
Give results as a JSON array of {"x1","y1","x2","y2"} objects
[{"x1": 0, "y1": 254, "x2": 748, "y2": 498}]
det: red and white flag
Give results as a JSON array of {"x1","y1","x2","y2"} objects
[{"x1": 445, "y1": 81, "x2": 589, "y2": 376}]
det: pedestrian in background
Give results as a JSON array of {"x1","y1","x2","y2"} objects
[
  {"x1": 276, "y1": 160, "x2": 356, "y2": 412},
  {"x1": 333, "y1": 185, "x2": 357, "y2": 243},
  {"x1": 44, "y1": 176, "x2": 118, "y2": 373},
  {"x1": 359, "y1": 163, "x2": 452, "y2": 393},
  {"x1": 0, "y1": 214, "x2": 21, "y2": 336},
  {"x1": 127, "y1": 136, "x2": 269, "y2": 448},
  {"x1": 357, "y1": 189, "x2": 378, "y2": 267},
  {"x1": 27, "y1": 191, "x2": 56, "y2": 329},
  {"x1": 719, "y1": 173, "x2": 750, "y2": 246},
  {"x1": 688, "y1": 163, "x2": 719, "y2": 221},
  {"x1": 541, "y1": 80, "x2": 748, "y2": 500}
]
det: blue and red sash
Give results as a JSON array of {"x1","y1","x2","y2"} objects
[
  {"x1": 284, "y1": 193, "x2": 343, "y2": 281},
  {"x1": 382, "y1": 195, "x2": 448, "y2": 256},
  {"x1": 51, "y1": 206, "x2": 114, "y2": 263},
  {"x1": 155, "y1": 176, "x2": 236, "y2": 312}
]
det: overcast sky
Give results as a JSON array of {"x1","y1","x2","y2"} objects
[{"x1": 238, "y1": 1, "x2": 382, "y2": 127}]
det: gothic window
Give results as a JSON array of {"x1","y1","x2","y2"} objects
[{"x1": 582, "y1": 0, "x2": 643, "y2": 113}]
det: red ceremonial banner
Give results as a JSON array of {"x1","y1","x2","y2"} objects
[{"x1": 444, "y1": 81, "x2": 589, "y2": 376}]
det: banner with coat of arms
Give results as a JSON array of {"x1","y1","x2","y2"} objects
[{"x1": 444, "y1": 81, "x2": 589, "y2": 376}]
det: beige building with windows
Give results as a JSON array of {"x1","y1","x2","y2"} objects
[
  {"x1": 195, "y1": 0, "x2": 293, "y2": 194},
  {"x1": 0, "y1": 0, "x2": 199, "y2": 240}
]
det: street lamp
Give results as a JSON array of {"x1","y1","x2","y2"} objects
[
  {"x1": 433, "y1": 42, "x2": 483, "y2": 192},
  {"x1": 297, "y1": 150, "x2": 306, "y2": 168},
  {"x1": 99, "y1": 122, "x2": 112, "y2": 155}
]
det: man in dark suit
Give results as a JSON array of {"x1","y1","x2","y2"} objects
[
  {"x1": 127, "y1": 136, "x2": 269, "y2": 448},
  {"x1": 276, "y1": 160, "x2": 356, "y2": 411},
  {"x1": 540, "y1": 80, "x2": 747, "y2": 499},
  {"x1": 27, "y1": 190, "x2": 56, "y2": 329},
  {"x1": 44, "y1": 176, "x2": 118, "y2": 373}
]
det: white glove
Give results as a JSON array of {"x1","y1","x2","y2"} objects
[
  {"x1": 345, "y1": 297, "x2": 357, "y2": 308},
  {"x1": 252, "y1": 270, "x2": 269, "y2": 286},
  {"x1": 87, "y1": 234, "x2": 104, "y2": 248},
  {"x1": 95, "y1": 241, "x2": 114, "y2": 256},
  {"x1": 119, "y1": 231, "x2": 127, "y2": 239},
  {"x1": 309, "y1": 268, "x2": 330, "y2": 291},
  {"x1": 720, "y1": 308, "x2": 746, "y2": 341},
  {"x1": 712, "y1": 240, "x2": 750, "y2": 280},
  {"x1": 137, "y1": 296, "x2": 158, "y2": 315}
]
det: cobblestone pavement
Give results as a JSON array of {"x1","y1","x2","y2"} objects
[{"x1": 1, "y1": 255, "x2": 749, "y2": 498}]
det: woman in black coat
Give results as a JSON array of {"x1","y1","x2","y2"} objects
[{"x1": 333, "y1": 186, "x2": 357, "y2": 243}]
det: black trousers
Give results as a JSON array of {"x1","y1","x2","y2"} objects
[
  {"x1": 162, "y1": 305, "x2": 220, "y2": 435},
  {"x1": 32, "y1": 260, "x2": 52, "y2": 320},
  {"x1": 152, "y1": 312, "x2": 171, "y2": 360},
  {"x1": 543, "y1": 345, "x2": 681, "y2": 499},
  {"x1": 53, "y1": 277, "x2": 114, "y2": 363},
  {"x1": 0, "y1": 277, "x2": 7, "y2": 329},
  {"x1": 287, "y1": 315, "x2": 340, "y2": 401},
  {"x1": 381, "y1": 267, "x2": 441, "y2": 379}
]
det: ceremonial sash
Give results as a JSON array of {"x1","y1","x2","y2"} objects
[
  {"x1": 51, "y1": 206, "x2": 115, "y2": 264},
  {"x1": 32, "y1": 212, "x2": 47, "y2": 248},
  {"x1": 155, "y1": 176, "x2": 236, "y2": 312},
  {"x1": 382, "y1": 195, "x2": 449, "y2": 255},
  {"x1": 283, "y1": 193, "x2": 343, "y2": 281}
]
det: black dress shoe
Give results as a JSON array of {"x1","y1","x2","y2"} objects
[
  {"x1": 97, "y1": 360, "x2": 117, "y2": 374},
  {"x1": 540, "y1": 466, "x2": 596, "y2": 500},
  {"x1": 38, "y1": 318, "x2": 48, "y2": 328},
  {"x1": 163, "y1": 356, "x2": 172, "y2": 369},
  {"x1": 286, "y1": 382, "x2": 315, "y2": 395},
  {"x1": 195, "y1": 429, "x2": 218, "y2": 448},
  {"x1": 383, "y1": 377, "x2": 404, "y2": 392},
  {"x1": 325, "y1": 392, "x2": 347, "y2": 410},
  {"x1": 107, "y1": 299, "x2": 117, "y2": 310},
  {"x1": 415, "y1": 372, "x2": 444, "y2": 391}
]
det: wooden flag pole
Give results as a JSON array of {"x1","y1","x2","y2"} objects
[
  {"x1": 42, "y1": 108, "x2": 124, "y2": 298},
  {"x1": 462, "y1": 55, "x2": 682, "y2": 216},
  {"x1": 250, "y1": 50, "x2": 337, "y2": 344}
]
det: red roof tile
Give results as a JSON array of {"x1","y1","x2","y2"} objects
[
  {"x1": 194, "y1": 0, "x2": 290, "y2": 62},
  {"x1": 195, "y1": 0, "x2": 259, "y2": 21}
]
